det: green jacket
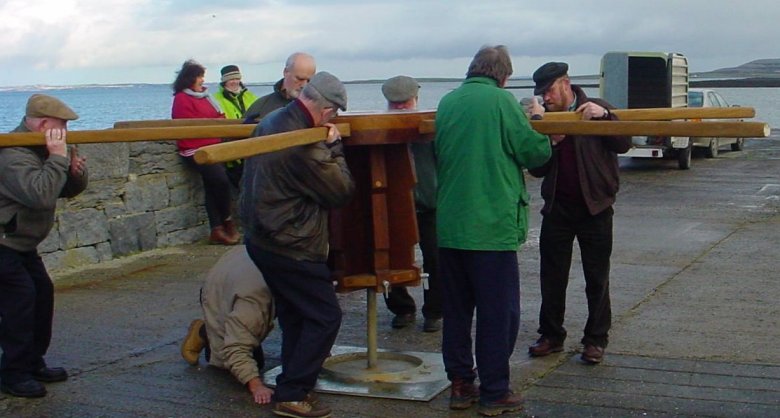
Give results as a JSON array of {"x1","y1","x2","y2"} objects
[
  {"x1": 435, "y1": 77, "x2": 551, "y2": 250},
  {"x1": 214, "y1": 85, "x2": 258, "y2": 119}
]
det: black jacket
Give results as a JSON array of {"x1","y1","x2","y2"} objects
[
  {"x1": 242, "y1": 79, "x2": 291, "y2": 124},
  {"x1": 239, "y1": 100, "x2": 354, "y2": 262},
  {"x1": 529, "y1": 86, "x2": 631, "y2": 215}
]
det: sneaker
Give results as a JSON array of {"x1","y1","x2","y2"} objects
[
  {"x1": 423, "y1": 317, "x2": 442, "y2": 333},
  {"x1": 391, "y1": 313, "x2": 415, "y2": 329},
  {"x1": 478, "y1": 391, "x2": 524, "y2": 416},
  {"x1": 273, "y1": 400, "x2": 332, "y2": 418},
  {"x1": 181, "y1": 319, "x2": 206, "y2": 365},
  {"x1": 449, "y1": 377, "x2": 479, "y2": 410}
]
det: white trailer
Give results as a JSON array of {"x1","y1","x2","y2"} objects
[{"x1": 600, "y1": 52, "x2": 692, "y2": 169}]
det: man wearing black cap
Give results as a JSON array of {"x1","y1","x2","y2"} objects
[
  {"x1": 240, "y1": 71, "x2": 353, "y2": 418},
  {"x1": 0, "y1": 94, "x2": 88, "y2": 398},
  {"x1": 381, "y1": 76, "x2": 443, "y2": 333},
  {"x1": 214, "y1": 64, "x2": 259, "y2": 188},
  {"x1": 527, "y1": 62, "x2": 631, "y2": 365}
]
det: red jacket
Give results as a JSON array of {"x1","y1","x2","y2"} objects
[{"x1": 171, "y1": 91, "x2": 225, "y2": 155}]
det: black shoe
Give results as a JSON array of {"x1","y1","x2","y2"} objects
[
  {"x1": 32, "y1": 366, "x2": 68, "y2": 383},
  {"x1": 423, "y1": 317, "x2": 442, "y2": 333},
  {"x1": 1, "y1": 379, "x2": 47, "y2": 398},
  {"x1": 391, "y1": 313, "x2": 415, "y2": 329}
]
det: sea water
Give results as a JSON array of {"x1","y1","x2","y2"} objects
[{"x1": 0, "y1": 81, "x2": 777, "y2": 132}]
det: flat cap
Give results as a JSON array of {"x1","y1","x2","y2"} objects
[
  {"x1": 533, "y1": 62, "x2": 569, "y2": 95},
  {"x1": 382, "y1": 75, "x2": 420, "y2": 103},
  {"x1": 308, "y1": 71, "x2": 347, "y2": 111},
  {"x1": 25, "y1": 94, "x2": 79, "y2": 121}
]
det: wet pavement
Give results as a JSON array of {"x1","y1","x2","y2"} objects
[{"x1": 2, "y1": 133, "x2": 779, "y2": 417}]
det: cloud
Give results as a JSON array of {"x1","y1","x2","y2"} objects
[{"x1": 1, "y1": 0, "x2": 779, "y2": 86}]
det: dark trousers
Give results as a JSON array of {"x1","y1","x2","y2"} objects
[
  {"x1": 384, "y1": 210, "x2": 442, "y2": 319},
  {"x1": 0, "y1": 246, "x2": 54, "y2": 384},
  {"x1": 182, "y1": 156, "x2": 233, "y2": 229},
  {"x1": 245, "y1": 243, "x2": 342, "y2": 402},
  {"x1": 538, "y1": 203, "x2": 613, "y2": 348},
  {"x1": 440, "y1": 248, "x2": 520, "y2": 403}
]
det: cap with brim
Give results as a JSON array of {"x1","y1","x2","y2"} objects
[
  {"x1": 382, "y1": 76, "x2": 420, "y2": 103},
  {"x1": 533, "y1": 62, "x2": 569, "y2": 95},
  {"x1": 25, "y1": 94, "x2": 79, "y2": 121},
  {"x1": 308, "y1": 71, "x2": 347, "y2": 111}
]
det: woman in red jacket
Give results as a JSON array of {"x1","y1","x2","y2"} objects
[{"x1": 172, "y1": 60, "x2": 238, "y2": 245}]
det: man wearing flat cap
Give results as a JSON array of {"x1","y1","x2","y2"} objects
[
  {"x1": 240, "y1": 71, "x2": 353, "y2": 418},
  {"x1": 380, "y1": 76, "x2": 443, "y2": 333},
  {"x1": 0, "y1": 94, "x2": 88, "y2": 398},
  {"x1": 526, "y1": 62, "x2": 631, "y2": 365}
]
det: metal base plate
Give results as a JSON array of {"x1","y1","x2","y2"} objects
[{"x1": 263, "y1": 345, "x2": 450, "y2": 401}]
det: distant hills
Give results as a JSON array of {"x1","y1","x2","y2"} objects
[
  {"x1": 690, "y1": 58, "x2": 780, "y2": 87},
  {"x1": 694, "y1": 58, "x2": 780, "y2": 78}
]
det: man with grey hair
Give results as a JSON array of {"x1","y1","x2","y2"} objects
[
  {"x1": 240, "y1": 72, "x2": 354, "y2": 418},
  {"x1": 380, "y1": 76, "x2": 443, "y2": 333},
  {"x1": 435, "y1": 45, "x2": 551, "y2": 416},
  {"x1": 243, "y1": 52, "x2": 316, "y2": 123},
  {"x1": 0, "y1": 94, "x2": 88, "y2": 398}
]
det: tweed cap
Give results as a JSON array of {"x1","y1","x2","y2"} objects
[
  {"x1": 382, "y1": 76, "x2": 420, "y2": 103},
  {"x1": 221, "y1": 65, "x2": 242, "y2": 82},
  {"x1": 25, "y1": 94, "x2": 79, "y2": 121},
  {"x1": 308, "y1": 71, "x2": 347, "y2": 111},
  {"x1": 533, "y1": 62, "x2": 569, "y2": 95}
]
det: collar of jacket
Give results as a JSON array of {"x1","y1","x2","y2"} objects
[
  {"x1": 292, "y1": 99, "x2": 315, "y2": 127},
  {"x1": 463, "y1": 76, "x2": 500, "y2": 87}
]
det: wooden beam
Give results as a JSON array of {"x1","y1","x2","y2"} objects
[
  {"x1": 419, "y1": 119, "x2": 769, "y2": 138},
  {"x1": 114, "y1": 118, "x2": 241, "y2": 128},
  {"x1": 543, "y1": 107, "x2": 756, "y2": 122},
  {"x1": 193, "y1": 123, "x2": 352, "y2": 164},
  {"x1": 0, "y1": 125, "x2": 255, "y2": 147}
]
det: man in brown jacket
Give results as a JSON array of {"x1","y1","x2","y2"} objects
[
  {"x1": 181, "y1": 246, "x2": 275, "y2": 404},
  {"x1": 527, "y1": 62, "x2": 631, "y2": 365}
]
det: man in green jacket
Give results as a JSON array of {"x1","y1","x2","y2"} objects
[
  {"x1": 435, "y1": 45, "x2": 551, "y2": 416},
  {"x1": 0, "y1": 94, "x2": 88, "y2": 398},
  {"x1": 214, "y1": 65, "x2": 259, "y2": 187}
]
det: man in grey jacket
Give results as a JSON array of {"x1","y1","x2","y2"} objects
[
  {"x1": 181, "y1": 246, "x2": 275, "y2": 405},
  {"x1": 0, "y1": 94, "x2": 88, "y2": 398}
]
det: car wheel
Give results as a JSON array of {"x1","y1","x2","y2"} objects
[
  {"x1": 678, "y1": 143, "x2": 692, "y2": 170},
  {"x1": 731, "y1": 138, "x2": 744, "y2": 151},
  {"x1": 705, "y1": 138, "x2": 719, "y2": 158}
]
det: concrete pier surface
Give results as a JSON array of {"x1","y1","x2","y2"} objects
[{"x1": 2, "y1": 133, "x2": 779, "y2": 417}]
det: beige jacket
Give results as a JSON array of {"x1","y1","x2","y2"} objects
[{"x1": 201, "y1": 246, "x2": 274, "y2": 384}]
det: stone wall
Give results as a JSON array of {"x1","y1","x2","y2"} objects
[{"x1": 40, "y1": 141, "x2": 213, "y2": 272}]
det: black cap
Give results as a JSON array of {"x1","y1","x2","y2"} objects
[{"x1": 533, "y1": 62, "x2": 568, "y2": 95}]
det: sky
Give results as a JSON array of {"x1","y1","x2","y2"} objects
[{"x1": 1, "y1": 0, "x2": 778, "y2": 87}]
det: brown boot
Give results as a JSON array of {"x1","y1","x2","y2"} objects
[
  {"x1": 209, "y1": 226, "x2": 238, "y2": 245},
  {"x1": 450, "y1": 377, "x2": 479, "y2": 410},
  {"x1": 223, "y1": 218, "x2": 241, "y2": 243}
]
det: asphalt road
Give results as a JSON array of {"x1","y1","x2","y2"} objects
[{"x1": 2, "y1": 132, "x2": 779, "y2": 417}]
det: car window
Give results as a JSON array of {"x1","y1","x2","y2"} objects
[
  {"x1": 706, "y1": 92, "x2": 722, "y2": 108},
  {"x1": 688, "y1": 91, "x2": 704, "y2": 107},
  {"x1": 714, "y1": 92, "x2": 730, "y2": 107}
]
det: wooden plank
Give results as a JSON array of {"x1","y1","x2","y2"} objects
[
  {"x1": 0, "y1": 125, "x2": 255, "y2": 147},
  {"x1": 543, "y1": 107, "x2": 756, "y2": 122},
  {"x1": 192, "y1": 123, "x2": 351, "y2": 165},
  {"x1": 114, "y1": 118, "x2": 241, "y2": 128},
  {"x1": 421, "y1": 119, "x2": 769, "y2": 138}
]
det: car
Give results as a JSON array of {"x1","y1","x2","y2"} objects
[{"x1": 688, "y1": 88, "x2": 745, "y2": 157}]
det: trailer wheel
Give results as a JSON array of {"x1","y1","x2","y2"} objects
[
  {"x1": 678, "y1": 143, "x2": 692, "y2": 170},
  {"x1": 731, "y1": 138, "x2": 744, "y2": 152},
  {"x1": 705, "y1": 139, "x2": 719, "y2": 158}
]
